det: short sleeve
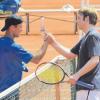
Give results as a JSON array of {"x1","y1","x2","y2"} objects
[
  {"x1": 12, "y1": 44, "x2": 33, "y2": 63},
  {"x1": 71, "y1": 39, "x2": 82, "y2": 55},
  {"x1": 86, "y1": 35, "x2": 100, "y2": 57}
]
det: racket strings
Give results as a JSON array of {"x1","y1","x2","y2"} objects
[
  {"x1": 36, "y1": 62, "x2": 65, "y2": 84},
  {"x1": 35, "y1": 61, "x2": 76, "y2": 99}
]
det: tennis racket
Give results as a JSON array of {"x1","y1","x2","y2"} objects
[{"x1": 35, "y1": 62, "x2": 95, "y2": 90}]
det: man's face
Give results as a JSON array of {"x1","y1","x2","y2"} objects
[
  {"x1": 13, "y1": 23, "x2": 22, "y2": 37},
  {"x1": 77, "y1": 14, "x2": 89, "y2": 30},
  {"x1": 76, "y1": 13, "x2": 90, "y2": 30},
  {"x1": 76, "y1": 13, "x2": 85, "y2": 30}
]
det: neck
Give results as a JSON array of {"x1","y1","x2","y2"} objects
[
  {"x1": 5, "y1": 31, "x2": 14, "y2": 39},
  {"x1": 83, "y1": 24, "x2": 95, "y2": 34}
]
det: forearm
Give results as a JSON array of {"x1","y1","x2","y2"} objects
[
  {"x1": 37, "y1": 41, "x2": 48, "y2": 59},
  {"x1": 31, "y1": 41, "x2": 48, "y2": 63},
  {"x1": 51, "y1": 40, "x2": 77, "y2": 59},
  {"x1": 67, "y1": 56, "x2": 99, "y2": 84},
  {"x1": 77, "y1": 56, "x2": 99, "y2": 78}
]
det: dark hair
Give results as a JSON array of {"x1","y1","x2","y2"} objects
[{"x1": 78, "y1": 7, "x2": 98, "y2": 25}]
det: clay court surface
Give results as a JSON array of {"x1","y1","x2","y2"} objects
[
  {"x1": 0, "y1": 0, "x2": 100, "y2": 99},
  {"x1": 0, "y1": 0, "x2": 100, "y2": 78}
]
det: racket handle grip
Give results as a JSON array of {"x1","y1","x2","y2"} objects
[{"x1": 77, "y1": 81, "x2": 95, "y2": 90}]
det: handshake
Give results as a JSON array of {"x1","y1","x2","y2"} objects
[{"x1": 41, "y1": 30, "x2": 56, "y2": 45}]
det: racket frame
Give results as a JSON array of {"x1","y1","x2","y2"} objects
[{"x1": 35, "y1": 62, "x2": 66, "y2": 85}]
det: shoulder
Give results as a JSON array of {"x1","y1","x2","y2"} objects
[
  {"x1": 0, "y1": 37, "x2": 13, "y2": 46},
  {"x1": 12, "y1": 43, "x2": 24, "y2": 50},
  {"x1": 88, "y1": 30, "x2": 100, "y2": 40}
]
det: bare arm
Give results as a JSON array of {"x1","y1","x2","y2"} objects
[
  {"x1": 77, "y1": 56, "x2": 99, "y2": 78},
  {"x1": 45, "y1": 32, "x2": 77, "y2": 59},
  {"x1": 68, "y1": 56, "x2": 99, "y2": 84},
  {"x1": 51, "y1": 40, "x2": 77, "y2": 59},
  {"x1": 30, "y1": 41, "x2": 48, "y2": 64}
]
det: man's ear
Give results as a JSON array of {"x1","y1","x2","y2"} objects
[{"x1": 9, "y1": 25, "x2": 16, "y2": 31}]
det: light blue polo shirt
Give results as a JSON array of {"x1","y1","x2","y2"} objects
[{"x1": 0, "y1": 36, "x2": 33, "y2": 92}]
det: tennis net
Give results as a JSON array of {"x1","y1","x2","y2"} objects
[{"x1": 0, "y1": 55, "x2": 76, "y2": 100}]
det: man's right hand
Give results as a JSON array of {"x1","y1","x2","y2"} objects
[{"x1": 43, "y1": 31, "x2": 56, "y2": 45}]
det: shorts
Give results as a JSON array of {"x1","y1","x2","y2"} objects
[{"x1": 76, "y1": 90, "x2": 100, "y2": 100}]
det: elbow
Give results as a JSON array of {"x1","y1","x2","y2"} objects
[
  {"x1": 34, "y1": 60, "x2": 41, "y2": 64},
  {"x1": 31, "y1": 58, "x2": 41, "y2": 64},
  {"x1": 33, "y1": 59, "x2": 41, "y2": 64},
  {"x1": 64, "y1": 53, "x2": 77, "y2": 59},
  {"x1": 93, "y1": 56, "x2": 100, "y2": 65},
  {"x1": 95, "y1": 59, "x2": 99, "y2": 64}
]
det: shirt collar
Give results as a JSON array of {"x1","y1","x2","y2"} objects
[{"x1": 86, "y1": 26, "x2": 95, "y2": 34}]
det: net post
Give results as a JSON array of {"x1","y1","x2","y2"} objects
[
  {"x1": 71, "y1": 58, "x2": 77, "y2": 100},
  {"x1": 26, "y1": 12, "x2": 30, "y2": 35},
  {"x1": 55, "y1": 84, "x2": 60, "y2": 100},
  {"x1": 74, "y1": 12, "x2": 78, "y2": 34}
]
